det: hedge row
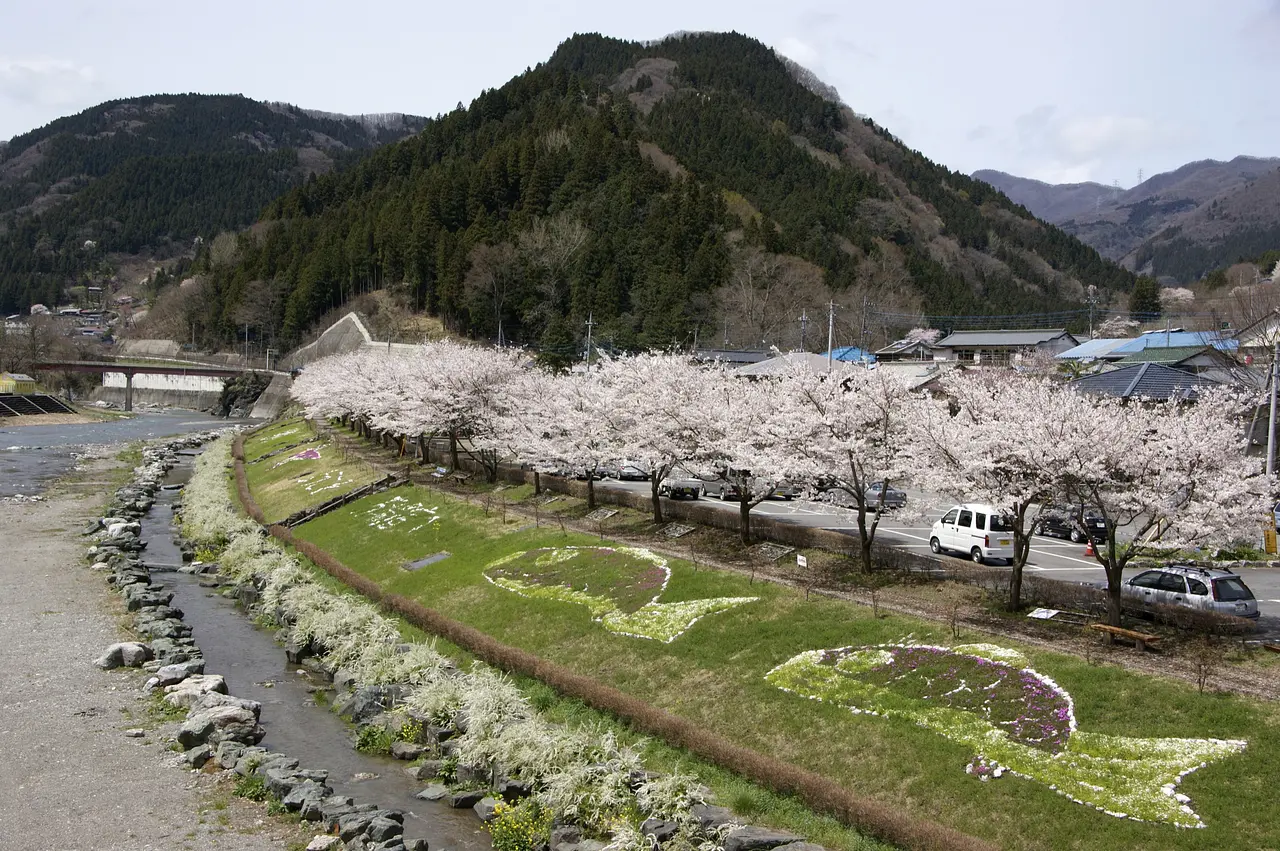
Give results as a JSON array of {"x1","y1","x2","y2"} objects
[{"x1": 231, "y1": 438, "x2": 995, "y2": 851}]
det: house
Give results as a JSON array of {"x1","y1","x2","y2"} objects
[
  {"x1": 0, "y1": 372, "x2": 39, "y2": 394},
  {"x1": 693, "y1": 349, "x2": 771, "y2": 367},
  {"x1": 1231, "y1": 309, "x2": 1280, "y2": 362},
  {"x1": 1112, "y1": 345, "x2": 1238, "y2": 374},
  {"x1": 875, "y1": 337, "x2": 938, "y2": 362},
  {"x1": 826, "y1": 346, "x2": 876, "y2": 364},
  {"x1": 932, "y1": 329, "x2": 1079, "y2": 364},
  {"x1": 1068, "y1": 363, "x2": 1224, "y2": 401},
  {"x1": 1055, "y1": 338, "x2": 1133, "y2": 363},
  {"x1": 733, "y1": 351, "x2": 834, "y2": 377},
  {"x1": 1109, "y1": 329, "x2": 1237, "y2": 357}
]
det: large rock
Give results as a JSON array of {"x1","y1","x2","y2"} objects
[
  {"x1": 177, "y1": 704, "x2": 263, "y2": 749},
  {"x1": 283, "y1": 781, "x2": 331, "y2": 812},
  {"x1": 641, "y1": 819, "x2": 680, "y2": 843},
  {"x1": 148, "y1": 659, "x2": 205, "y2": 689},
  {"x1": 390, "y1": 741, "x2": 427, "y2": 761},
  {"x1": 773, "y1": 843, "x2": 826, "y2": 851},
  {"x1": 446, "y1": 789, "x2": 485, "y2": 809},
  {"x1": 496, "y1": 776, "x2": 531, "y2": 801},
  {"x1": 366, "y1": 816, "x2": 404, "y2": 842},
  {"x1": 473, "y1": 797, "x2": 501, "y2": 822},
  {"x1": 163, "y1": 674, "x2": 229, "y2": 708},
  {"x1": 338, "y1": 813, "x2": 374, "y2": 841},
  {"x1": 306, "y1": 837, "x2": 343, "y2": 851},
  {"x1": 414, "y1": 784, "x2": 449, "y2": 801},
  {"x1": 722, "y1": 827, "x2": 804, "y2": 851},
  {"x1": 94, "y1": 641, "x2": 152, "y2": 669},
  {"x1": 331, "y1": 685, "x2": 404, "y2": 724},
  {"x1": 403, "y1": 759, "x2": 442, "y2": 781},
  {"x1": 690, "y1": 804, "x2": 736, "y2": 831}
]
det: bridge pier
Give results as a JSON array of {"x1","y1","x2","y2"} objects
[{"x1": 124, "y1": 371, "x2": 134, "y2": 412}]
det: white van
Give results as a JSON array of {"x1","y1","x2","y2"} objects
[{"x1": 930, "y1": 503, "x2": 1014, "y2": 564}]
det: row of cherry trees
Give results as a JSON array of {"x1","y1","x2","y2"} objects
[{"x1": 291, "y1": 341, "x2": 1268, "y2": 625}]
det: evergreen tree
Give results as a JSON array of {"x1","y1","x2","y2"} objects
[{"x1": 1129, "y1": 276, "x2": 1162, "y2": 320}]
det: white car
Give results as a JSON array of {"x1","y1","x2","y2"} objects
[{"x1": 930, "y1": 503, "x2": 1014, "y2": 565}]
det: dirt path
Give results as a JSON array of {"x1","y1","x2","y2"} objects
[{"x1": 0, "y1": 463, "x2": 307, "y2": 851}]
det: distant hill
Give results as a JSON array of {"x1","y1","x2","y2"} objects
[
  {"x1": 0, "y1": 94, "x2": 425, "y2": 313},
  {"x1": 186, "y1": 31, "x2": 1134, "y2": 354},
  {"x1": 975, "y1": 156, "x2": 1280, "y2": 282}
]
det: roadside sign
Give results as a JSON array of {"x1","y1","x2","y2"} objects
[
  {"x1": 796, "y1": 554, "x2": 808, "y2": 568},
  {"x1": 1266, "y1": 529, "x2": 1277, "y2": 556}
]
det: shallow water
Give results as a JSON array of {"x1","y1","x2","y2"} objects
[
  {"x1": 0, "y1": 410, "x2": 234, "y2": 496},
  {"x1": 141, "y1": 463, "x2": 491, "y2": 849}
]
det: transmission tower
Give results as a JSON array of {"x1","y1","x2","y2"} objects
[{"x1": 1137, "y1": 168, "x2": 1143, "y2": 186}]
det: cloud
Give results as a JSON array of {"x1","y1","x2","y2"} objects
[
  {"x1": 1002, "y1": 105, "x2": 1195, "y2": 184},
  {"x1": 966, "y1": 125, "x2": 993, "y2": 142},
  {"x1": 0, "y1": 58, "x2": 98, "y2": 107}
]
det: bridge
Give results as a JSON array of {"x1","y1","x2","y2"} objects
[{"x1": 33, "y1": 360, "x2": 249, "y2": 411}]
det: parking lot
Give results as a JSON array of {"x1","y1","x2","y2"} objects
[{"x1": 597, "y1": 478, "x2": 1280, "y2": 620}]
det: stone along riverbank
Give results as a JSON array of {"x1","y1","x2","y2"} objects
[
  {"x1": 0, "y1": 433, "x2": 316, "y2": 851},
  {"x1": 83, "y1": 436, "x2": 495, "y2": 851}
]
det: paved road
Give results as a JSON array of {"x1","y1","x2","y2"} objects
[{"x1": 596, "y1": 478, "x2": 1280, "y2": 620}]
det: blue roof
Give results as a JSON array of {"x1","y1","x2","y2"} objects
[
  {"x1": 1112, "y1": 331, "x2": 1238, "y2": 354},
  {"x1": 828, "y1": 346, "x2": 877, "y2": 363},
  {"x1": 1056, "y1": 338, "x2": 1131, "y2": 359}
]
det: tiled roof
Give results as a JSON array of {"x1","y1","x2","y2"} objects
[
  {"x1": 935, "y1": 329, "x2": 1076, "y2": 348},
  {"x1": 1113, "y1": 346, "x2": 1211, "y2": 365},
  {"x1": 1068, "y1": 363, "x2": 1223, "y2": 400}
]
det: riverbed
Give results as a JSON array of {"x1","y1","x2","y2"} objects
[{"x1": 0, "y1": 409, "x2": 234, "y2": 497}]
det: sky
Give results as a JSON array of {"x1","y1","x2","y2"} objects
[{"x1": 2, "y1": 0, "x2": 1278, "y2": 187}]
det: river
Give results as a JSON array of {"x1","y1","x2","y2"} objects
[{"x1": 0, "y1": 410, "x2": 233, "y2": 497}]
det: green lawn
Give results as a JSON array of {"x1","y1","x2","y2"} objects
[
  {"x1": 293, "y1": 483, "x2": 1280, "y2": 851},
  {"x1": 242, "y1": 420, "x2": 382, "y2": 522}
]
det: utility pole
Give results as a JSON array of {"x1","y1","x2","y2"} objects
[
  {"x1": 1268, "y1": 341, "x2": 1279, "y2": 478},
  {"x1": 244, "y1": 323, "x2": 250, "y2": 362},
  {"x1": 857, "y1": 295, "x2": 871, "y2": 360},
  {"x1": 723, "y1": 318, "x2": 729, "y2": 349},
  {"x1": 826, "y1": 300, "x2": 836, "y2": 371},
  {"x1": 1086, "y1": 285, "x2": 1099, "y2": 339},
  {"x1": 799, "y1": 310, "x2": 809, "y2": 352},
  {"x1": 584, "y1": 312, "x2": 596, "y2": 372}
]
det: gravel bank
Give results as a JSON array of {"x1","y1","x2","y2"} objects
[{"x1": 0, "y1": 469, "x2": 306, "y2": 851}]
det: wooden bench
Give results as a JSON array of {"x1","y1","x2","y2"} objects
[{"x1": 1088, "y1": 623, "x2": 1161, "y2": 652}]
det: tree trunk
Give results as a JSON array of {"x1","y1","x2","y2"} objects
[
  {"x1": 855, "y1": 502, "x2": 872, "y2": 573},
  {"x1": 586, "y1": 475, "x2": 596, "y2": 511},
  {"x1": 1008, "y1": 537, "x2": 1028, "y2": 612},
  {"x1": 651, "y1": 476, "x2": 663, "y2": 524},
  {"x1": 449, "y1": 433, "x2": 460, "y2": 471},
  {"x1": 739, "y1": 497, "x2": 752, "y2": 544},
  {"x1": 416, "y1": 434, "x2": 426, "y2": 465},
  {"x1": 533, "y1": 471, "x2": 542, "y2": 495},
  {"x1": 1106, "y1": 568, "x2": 1124, "y2": 626}
]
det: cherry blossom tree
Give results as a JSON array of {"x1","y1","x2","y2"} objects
[
  {"x1": 1045, "y1": 385, "x2": 1267, "y2": 626},
  {"x1": 910, "y1": 372, "x2": 1067, "y2": 609},
  {"x1": 703, "y1": 372, "x2": 806, "y2": 544},
  {"x1": 505, "y1": 364, "x2": 628, "y2": 510},
  {"x1": 781, "y1": 362, "x2": 919, "y2": 573},
  {"x1": 609, "y1": 353, "x2": 721, "y2": 523}
]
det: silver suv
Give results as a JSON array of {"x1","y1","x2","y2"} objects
[{"x1": 1121, "y1": 565, "x2": 1259, "y2": 620}]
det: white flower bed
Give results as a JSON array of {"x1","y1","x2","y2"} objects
[
  {"x1": 359, "y1": 494, "x2": 440, "y2": 531},
  {"x1": 181, "y1": 443, "x2": 727, "y2": 848},
  {"x1": 484, "y1": 546, "x2": 757, "y2": 642},
  {"x1": 765, "y1": 642, "x2": 1246, "y2": 828}
]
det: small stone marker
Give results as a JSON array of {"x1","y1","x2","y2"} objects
[
  {"x1": 662, "y1": 523, "x2": 696, "y2": 539},
  {"x1": 753, "y1": 542, "x2": 794, "y2": 561},
  {"x1": 403, "y1": 552, "x2": 451, "y2": 572},
  {"x1": 585, "y1": 508, "x2": 618, "y2": 522}
]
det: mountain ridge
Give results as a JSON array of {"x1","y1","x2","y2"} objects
[{"x1": 974, "y1": 156, "x2": 1280, "y2": 282}]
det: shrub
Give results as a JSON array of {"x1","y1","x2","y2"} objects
[
  {"x1": 487, "y1": 800, "x2": 553, "y2": 851},
  {"x1": 233, "y1": 774, "x2": 269, "y2": 801},
  {"x1": 355, "y1": 724, "x2": 394, "y2": 755}
]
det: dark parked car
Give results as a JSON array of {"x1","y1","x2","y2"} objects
[
  {"x1": 1034, "y1": 504, "x2": 1107, "y2": 543},
  {"x1": 601, "y1": 459, "x2": 651, "y2": 481},
  {"x1": 817, "y1": 480, "x2": 905, "y2": 510}
]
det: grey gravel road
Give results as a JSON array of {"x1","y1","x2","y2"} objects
[{"x1": 0, "y1": 483, "x2": 305, "y2": 851}]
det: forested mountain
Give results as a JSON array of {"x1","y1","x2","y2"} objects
[
  {"x1": 0, "y1": 95, "x2": 426, "y2": 313},
  {"x1": 183, "y1": 33, "x2": 1136, "y2": 353},
  {"x1": 976, "y1": 157, "x2": 1280, "y2": 283}
]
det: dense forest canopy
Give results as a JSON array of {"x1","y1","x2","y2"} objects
[
  {"x1": 3, "y1": 33, "x2": 1139, "y2": 358},
  {"x1": 0, "y1": 94, "x2": 425, "y2": 313}
]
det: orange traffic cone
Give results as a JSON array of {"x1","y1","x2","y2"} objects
[{"x1": 1084, "y1": 540, "x2": 1095, "y2": 557}]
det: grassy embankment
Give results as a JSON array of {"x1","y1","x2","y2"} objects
[
  {"x1": 241, "y1": 422, "x2": 1280, "y2": 851},
  {"x1": 240, "y1": 417, "x2": 381, "y2": 523}
]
